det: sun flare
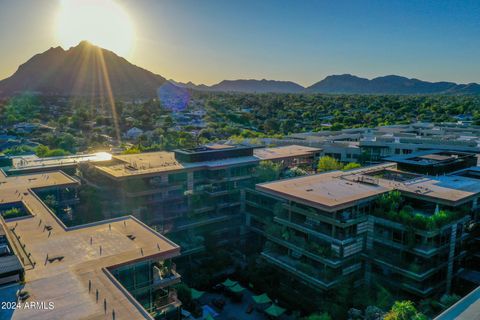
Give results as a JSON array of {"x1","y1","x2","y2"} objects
[{"x1": 55, "y1": 0, "x2": 135, "y2": 57}]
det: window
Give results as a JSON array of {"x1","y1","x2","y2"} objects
[{"x1": 393, "y1": 230, "x2": 402, "y2": 243}]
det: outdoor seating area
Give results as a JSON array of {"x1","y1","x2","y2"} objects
[{"x1": 188, "y1": 279, "x2": 291, "y2": 320}]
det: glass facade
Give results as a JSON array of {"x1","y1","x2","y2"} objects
[{"x1": 111, "y1": 259, "x2": 181, "y2": 320}]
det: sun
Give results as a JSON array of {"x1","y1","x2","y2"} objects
[{"x1": 55, "y1": 0, "x2": 135, "y2": 57}]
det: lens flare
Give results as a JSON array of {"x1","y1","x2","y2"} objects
[{"x1": 56, "y1": 0, "x2": 135, "y2": 57}]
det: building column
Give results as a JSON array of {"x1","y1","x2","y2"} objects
[
  {"x1": 161, "y1": 174, "x2": 168, "y2": 185},
  {"x1": 240, "y1": 189, "x2": 246, "y2": 213},
  {"x1": 446, "y1": 224, "x2": 457, "y2": 294},
  {"x1": 187, "y1": 172, "x2": 193, "y2": 191},
  {"x1": 364, "y1": 216, "x2": 375, "y2": 287}
]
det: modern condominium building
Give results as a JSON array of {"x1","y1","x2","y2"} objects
[
  {"x1": 244, "y1": 163, "x2": 480, "y2": 300},
  {"x1": 79, "y1": 144, "x2": 321, "y2": 256},
  {"x1": 0, "y1": 169, "x2": 182, "y2": 320},
  {"x1": 263, "y1": 122, "x2": 480, "y2": 163},
  {"x1": 383, "y1": 150, "x2": 478, "y2": 175}
]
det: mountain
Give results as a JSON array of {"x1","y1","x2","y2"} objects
[
  {"x1": 169, "y1": 80, "x2": 211, "y2": 91},
  {"x1": 210, "y1": 79, "x2": 304, "y2": 93},
  {"x1": 306, "y1": 74, "x2": 480, "y2": 95},
  {"x1": 2, "y1": 43, "x2": 479, "y2": 96},
  {"x1": 174, "y1": 75, "x2": 480, "y2": 95},
  {"x1": 0, "y1": 41, "x2": 169, "y2": 98},
  {"x1": 173, "y1": 79, "x2": 305, "y2": 93}
]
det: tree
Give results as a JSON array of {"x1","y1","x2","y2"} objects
[
  {"x1": 302, "y1": 312, "x2": 332, "y2": 320},
  {"x1": 174, "y1": 283, "x2": 193, "y2": 311},
  {"x1": 43, "y1": 195, "x2": 59, "y2": 210},
  {"x1": 384, "y1": 301, "x2": 427, "y2": 320},
  {"x1": 122, "y1": 146, "x2": 141, "y2": 154},
  {"x1": 35, "y1": 145, "x2": 50, "y2": 158},
  {"x1": 57, "y1": 133, "x2": 76, "y2": 152},
  {"x1": 317, "y1": 156, "x2": 343, "y2": 172},
  {"x1": 284, "y1": 166, "x2": 308, "y2": 178},
  {"x1": 256, "y1": 161, "x2": 282, "y2": 183},
  {"x1": 343, "y1": 162, "x2": 361, "y2": 171},
  {"x1": 35, "y1": 145, "x2": 70, "y2": 158}
]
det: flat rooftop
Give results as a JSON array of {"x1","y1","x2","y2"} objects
[
  {"x1": 9, "y1": 152, "x2": 112, "y2": 172},
  {"x1": 204, "y1": 143, "x2": 236, "y2": 150},
  {"x1": 253, "y1": 145, "x2": 321, "y2": 161},
  {"x1": 94, "y1": 145, "x2": 319, "y2": 179},
  {"x1": 435, "y1": 285, "x2": 480, "y2": 320},
  {"x1": 94, "y1": 151, "x2": 259, "y2": 179},
  {"x1": 257, "y1": 164, "x2": 394, "y2": 212},
  {"x1": 257, "y1": 164, "x2": 480, "y2": 211},
  {"x1": 0, "y1": 170, "x2": 180, "y2": 320},
  {"x1": 384, "y1": 150, "x2": 477, "y2": 166}
]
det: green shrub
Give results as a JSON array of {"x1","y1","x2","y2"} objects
[
  {"x1": 373, "y1": 193, "x2": 464, "y2": 231},
  {"x1": 2, "y1": 208, "x2": 24, "y2": 219}
]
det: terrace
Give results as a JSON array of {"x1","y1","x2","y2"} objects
[
  {"x1": 372, "y1": 190, "x2": 469, "y2": 231},
  {"x1": 93, "y1": 151, "x2": 259, "y2": 180},
  {"x1": 0, "y1": 169, "x2": 181, "y2": 320},
  {"x1": 256, "y1": 165, "x2": 393, "y2": 213},
  {"x1": 8, "y1": 152, "x2": 112, "y2": 174},
  {"x1": 253, "y1": 145, "x2": 321, "y2": 162}
]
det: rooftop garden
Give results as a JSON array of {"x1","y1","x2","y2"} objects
[
  {"x1": 0, "y1": 205, "x2": 28, "y2": 220},
  {"x1": 36, "y1": 186, "x2": 103, "y2": 227},
  {"x1": 373, "y1": 191, "x2": 467, "y2": 231}
]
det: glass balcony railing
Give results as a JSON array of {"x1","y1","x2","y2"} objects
[
  {"x1": 152, "y1": 264, "x2": 181, "y2": 288},
  {"x1": 261, "y1": 250, "x2": 340, "y2": 289}
]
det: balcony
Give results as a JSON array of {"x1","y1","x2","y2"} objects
[
  {"x1": 174, "y1": 213, "x2": 234, "y2": 231},
  {"x1": 371, "y1": 234, "x2": 451, "y2": 257},
  {"x1": 150, "y1": 289, "x2": 182, "y2": 319},
  {"x1": 245, "y1": 200, "x2": 275, "y2": 212},
  {"x1": 367, "y1": 248, "x2": 466, "y2": 281},
  {"x1": 152, "y1": 264, "x2": 181, "y2": 288},
  {"x1": 286, "y1": 203, "x2": 367, "y2": 227},
  {"x1": 372, "y1": 273, "x2": 440, "y2": 297},
  {"x1": 204, "y1": 186, "x2": 232, "y2": 196},
  {"x1": 261, "y1": 250, "x2": 339, "y2": 290},
  {"x1": 273, "y1": 216, "x2": 358, "y2": 246},
  {"x1": 167, "y1": 234, "x2": 205, "y2": 255},
  {"x1": 204, "y1": 186, "x2": 241, "y2": 197},
  {"x1": 124, "y1": 180, "x2": 186, "y2": 197},
  {"x1": 192, "y1": 205, "x2": 215, "y2": 214},
  {"x1": 255, "y1": 226, "x2": 341, "y2": 267}
]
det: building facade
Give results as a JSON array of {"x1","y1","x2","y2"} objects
[
  {"x1": 79, "y1": 144, "x2": 321, "y2": 256},
  {"x1": 244, "y1": 164, "x2": 480, "y2": 300}
]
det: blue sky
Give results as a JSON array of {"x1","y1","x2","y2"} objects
[{"x1": 1, "y1": 0, "x2": 479, "y2": 86}]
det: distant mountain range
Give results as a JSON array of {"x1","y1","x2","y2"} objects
[
  {"x1": 170, "y1": 79, "x2": 305, "y2": 94},
  {"x1": 0, "y1": 41, "x2": 168, "y2": 98},
  {"x1": 174, "y1": 74, "x2": 480, "y2": 95},
  {"x1": 1, "y1": 42, "x2": 479, "y2": 97}
]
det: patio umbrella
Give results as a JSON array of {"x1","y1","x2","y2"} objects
[
  {"x1": 191, "y1": 288, "x2": 205, "y2": 300},
  {"x1": 221, "y1": 278, "x2": 238, "y2": 287},
  {"x1": 204, "y1": 314, "x2": 215, "y2": 320},
  {"x1": 265, "y1": 304, "x2": 286, "y2": 318},
  {"x1": 228, "y1": 283, "x2": 246, "y2": 293},
  {"x1": 252, "y1": 293, "x2": 272, "y2": 305}
]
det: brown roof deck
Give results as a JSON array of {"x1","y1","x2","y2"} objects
[
  {"x1": 257, "y1": 164, "x2": 480, "y2": 211},
  {"x1": 93, "y1": 151, "x2": 259, "y2": 179},
  {"x1": 254, "y1": 145, "x2": 321, "y2": 161},
  {"x1": 96, "y1": 152, "x2": 184, "y2": 178},
  {"x1": 206, "y1": 144, "x2": 236, "y2": 150},
  {"x1": 257, "y1": 165, "x2": 393, "y2": 212},
  {"x1": 93, "y1": 145, "x2": 321, "y2": 180},
  {"x1": 419, "y1": 154, "x2": 453, "y2": 161},
  {"x1": 0, "y1": 170, "x2": 180, "y2": 320}
]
